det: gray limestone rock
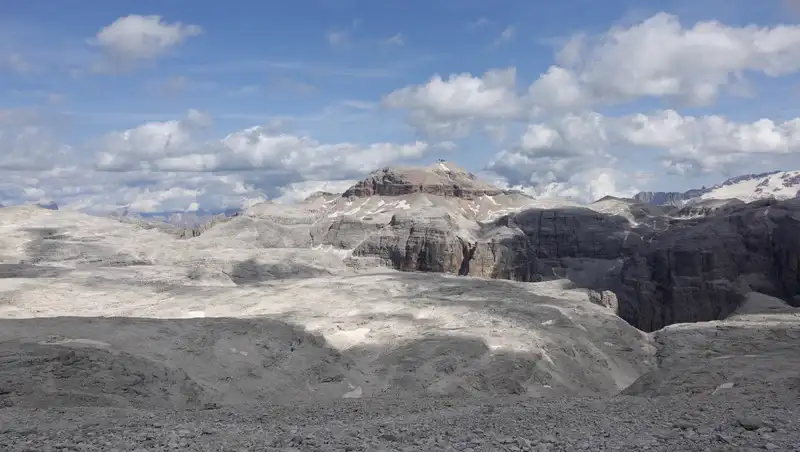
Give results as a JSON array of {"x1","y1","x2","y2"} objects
[
  {"x1": 352, "y1": 195, "x2": 800, "y2": 332},
  {"x1": 342, "y1": 161, "x2": 511, "y2": 199},
  {"x1": 163, "y1": 164, "x2": 800, "y2": 333}
]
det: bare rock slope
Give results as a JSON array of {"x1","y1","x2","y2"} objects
[{"x1": 188, "y1": 163, "x2": 800, "y2": 333}]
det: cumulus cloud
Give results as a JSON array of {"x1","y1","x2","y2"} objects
[
  {"x1": 90, "y1": 15, "x2": 202, "y2": 68},
  {"x1": 617, "y1": 110, "x2": 800, "y2": 174},
  {"x1": 532, "y1": 13, "x2": 800, "y2": 108},
  {"x1": 383, "y1": 67, "x2": 523, "y2": 137},
  {"x1": 0, "y1": 166, "x2": 266, "y2": 214},
  {"x1": 94, "y1": 109, "x2": 211, "y2": 171},
  {"x1": 79, "y1": 113, "x2": 430, "y2": 210},
  {"x1": 91, "y1": 114, "x2": 430, "y2": 179},
  {"x1": 0, "y1": 106, "x2": 437, "y2": 213},
  {"x1": 273, "y1": 179, "x2": 359, "y2": 204},
  {"x1": 485, "y1": 109, "x2": 800, "y2": 195},
  {"x1": 151, "y1": 128, "x2": 430, "y2": 180},
  {"x1": 8, "y1": 11, "x2": 800, "y2": 212},
  {"x1": 486, "y1": 112, "x2": 612, "y2": 187},
  {"x1": 387, "y1": 13, "x2": 800, "y2": 138}
]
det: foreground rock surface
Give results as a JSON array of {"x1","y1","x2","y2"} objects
[{"x1": 2, "y1": 391, "x2": 798, "y2": 451}]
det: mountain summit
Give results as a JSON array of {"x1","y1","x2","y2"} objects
[{"x1": 342, "y1": 161, "x2": 507, "y2": 199}]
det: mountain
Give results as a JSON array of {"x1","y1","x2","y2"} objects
[
  {"x1": 634, "y1": 170, "x2": 800, "y2": 206},
  {"x1": 341, "y1": 161, "x2": 513, "y2": 198},
  {"x1": 183, "y1": 162, "x2": 800, "y2": 333},
  {"x1": 1, "y1": 162, "x2": 799, "y2": 450}
]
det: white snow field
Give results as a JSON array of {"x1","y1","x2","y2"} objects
[
  {"x1": 698, "y1": 171, "x2": 800, "y2": 204},
  {"x1": 0, "y1": 205, "x2": 798, "y2": 451}
]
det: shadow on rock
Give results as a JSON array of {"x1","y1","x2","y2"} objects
[
  {"x1": 227, "y1": 258, "x2": 332, "y2": 285},
  {"x1": 0, "y1": 263, "x2": 72, "y2": 279},
  {"x1": 20, "y1": 227, "x2": 152, "y2": 267},
  {"x1": 0, "y1": 315, "x2": 632, "y2": 410}
]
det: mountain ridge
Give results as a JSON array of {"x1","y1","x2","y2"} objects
[{"x1": 634, "y1": 170, "x2": 799, "y2": 206}]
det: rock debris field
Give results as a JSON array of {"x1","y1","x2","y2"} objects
[{"x1": 1, "y1": 165, "x2": 799, "y2": 451}]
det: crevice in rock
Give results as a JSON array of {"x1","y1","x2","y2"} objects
[{"x1": 458, "y1": 239, "x2": 477, "y2": 276}]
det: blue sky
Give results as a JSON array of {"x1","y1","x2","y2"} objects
[{"x1": 2, "y1": 0, "x2": 800, "y2": 212}]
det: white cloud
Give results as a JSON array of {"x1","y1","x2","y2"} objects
[
  {"x1": 388, "y1": 13, "x2": 800, "y2": 136},
  {"x1": 154, "y1": 128, "x2": 431, "y2": 180},
  {"x1": 529, "y1": 13, "x2": 800, "y2": 109},
  {"x1": 383, "y1": 67, "x2": 523, "y2": 137},
  {"x1": 485, "y1": 108, "x2": 800, "y2": 192},
  {"x1": 0, "y1": 111, "x2": 429, "y2": 212},
  {"x1": 485, "y1": 166, "x2": 646, "y2": 203},
  {"x1": 617, "y1": 110, "x2": 800, "y2": 174},
  {"x1": 90, "y1": 111, "x2": 431, "y2": 179},
  {"x1": 41, "y1": 168, "x2": 264, "y2": 214},
  {"x1": 94, "y1": 110, "x2": 210, "y2": 171},
  {"x1": 8, "y1": 11, "x2": 800, "y2": 212},
  {"x1": 485, "y1": 112, "x2": 612, "y2": 188},
  {"x1": 91, "y1": 15, "x2": 202, "y2": 65},
  {"x1": 273, "y1": 179, "x2": 358, "y2": 203}
]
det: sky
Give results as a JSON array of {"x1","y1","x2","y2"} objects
[{"x1": 3, "y1": 0, "x2": 800, "y2": 213}]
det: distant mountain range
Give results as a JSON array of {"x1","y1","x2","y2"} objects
[
  {"x1": 633, "y1": 170, "x2": 800, "y2": 206},
  {"x1": 4, "y1": 169, "x2": 800, "y2": 217}
]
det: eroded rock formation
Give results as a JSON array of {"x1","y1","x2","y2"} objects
[{"x1": 185, "y1": 163, "x2": 800, "y2": 332}]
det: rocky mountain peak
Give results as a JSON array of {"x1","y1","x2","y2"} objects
[{"x1": 341, "y1": 161, "x2": 506, "y2": 200}]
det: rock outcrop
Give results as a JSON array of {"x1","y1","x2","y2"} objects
[
  {"x1": 633, "y1": 190, "x2": 699, "y2": 206},
  {"x1": 342, "y1": 162, "x2": 509, "y2": 199},
  {"x1": 352, "y1": 197, "x2": 800, "y2": 331},
  {"x1": 615, "y1": 199, "x2": 800, "y2": 330},
  {"x1": 673, "y1": 198, "x2": 744, "y2": 218},
  {"x1": 183, "y1": 164, "x2": 800, "y2": 332}
]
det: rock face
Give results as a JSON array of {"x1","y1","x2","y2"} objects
[
  {"x1": 353, "y1": 197, "x2": 800, "y2": 331},
  {"x1": 633, "y1": 190, "x2": 705, "y2": 206},
  {"x1": 342, "y1": 161, "x2": 509, "y2": 199},
  {"x1": 357, "y1": 206, "x2": 644, "y2": 285},
  {"x1": 185, "y1": 164, "x2": 800, "y2": 332},
  {"x1": 616, "y1": 199, "x2": 800, "y2": 331},
  {"x1": 673, "y1": 198, "x2": 744, "y2": 218}
]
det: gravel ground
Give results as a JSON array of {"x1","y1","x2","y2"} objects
[{"x1": 1, "y1": 391, "x2": 798, "y2": 451}]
